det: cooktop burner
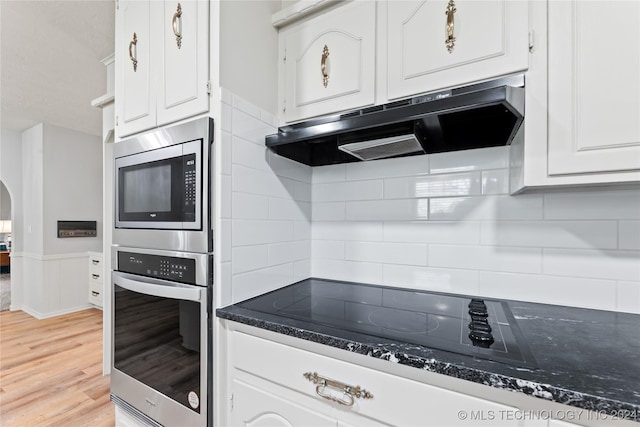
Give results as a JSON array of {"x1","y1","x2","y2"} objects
[{"x1": 238, "y1": 279, "x2": 538, "y2": 369}]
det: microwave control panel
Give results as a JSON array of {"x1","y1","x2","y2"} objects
[
  {"x1": 184, "y1": 153, "x2": 197, "y2": 221},
  {"x1": 118, "y1": 251, "x2": 196, "y2": 284}
]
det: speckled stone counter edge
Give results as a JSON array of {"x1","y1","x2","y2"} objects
[{"x1": 216, "y1": 308, "x2": 640, "y2": 423}]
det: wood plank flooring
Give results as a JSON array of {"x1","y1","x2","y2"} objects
[{"x1": 0, "y1": 308, "x2": 114, "y2": 426}]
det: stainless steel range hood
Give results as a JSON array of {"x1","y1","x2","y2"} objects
[{"x1": 265, "y1": 75, "x2": 524, "y2": 166}]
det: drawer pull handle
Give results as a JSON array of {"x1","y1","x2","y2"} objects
[
  {"x1": 92, "y1": 274, "x2": 100, "y2": 279},
  {"x1": 320, "y1": 45, "x2": 330, "y2": 88},
  {"x1": 92, "y1": 259, "x2": 100, "y2": 265},
  {"x1": 445, "y1": 0, "x2": 457, "y2": 53},
  {"x1": 91, "y1": 291, "x2": 100, "y2": 297},
  {"x1": 303, "y1": 371, "x2": 373, "y2": 407},
  {"x1": 172, "y1": 3, "x2": 183, "y2": 49},
  {"x1": 129, "y1": 32, "x2": 138, "y2": 71}
]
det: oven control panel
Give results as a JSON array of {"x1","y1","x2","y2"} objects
[
  {"x1": 183, "y1": 153, "x2": 197, "y2": 222},
  {"x1": 118, "y1": 251, "x2": 196, "y2": 284}
]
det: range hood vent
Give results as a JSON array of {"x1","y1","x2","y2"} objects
[{"x1": 266, "y1": 75, "x2": 524, "y2": 166}]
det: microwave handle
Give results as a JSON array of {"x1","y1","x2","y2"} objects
[{"x1": 113, "y1": 272, "x2": 202, "y2": 302}]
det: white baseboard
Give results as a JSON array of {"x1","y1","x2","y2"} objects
[{"x1": 20, "y1": 303, "x2": 95, "y2": 320}]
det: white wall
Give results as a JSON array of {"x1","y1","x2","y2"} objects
[
  {"x1": 22, "y1": 124, "x2": 45, "y2": 254},
  {"x1": 310, "y1": 148, "x2": 640, "y2": 314},
  {"x1": 218, "y1": 89, "x2": 311, "y2": 306},
  {"x1": 0, "y1": 181, "x2": 10, "y2": 220}
]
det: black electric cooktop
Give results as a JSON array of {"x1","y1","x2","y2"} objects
[{"x1": 235, "y1": 279, "x2": 538, "y2": 369}]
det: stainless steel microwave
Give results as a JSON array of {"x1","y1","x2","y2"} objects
[{"x1": 113, "y1": 117, "x2": 214, "y2": 253}]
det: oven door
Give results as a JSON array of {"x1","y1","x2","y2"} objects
[{"x1": 111, "y1": 271, "x2": 209, "y2": 427}]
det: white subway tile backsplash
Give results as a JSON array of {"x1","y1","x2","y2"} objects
[
  {"x1": 232, "y1": 220, "x2": 294, "y2": 246},
  {"x1": 384, "y1": 173, "x2": 482, "y2": 199},
  {"x1": 313, "y1": 180, "x2": 383, "y2": 202},
  {"x1": 619, "y1": 221, "x2": 640, "y2": 250},
  {"x1": 269, "y1": 198, "x2": 310, "y2": 221},
  {"x1": 219, "y1": 87, "x2": 233, "y2": 106},
  {"x1": 481, "y1": 169, "x2": 509, "y2": 195},
  {"x1": 478, "y1": 272, "x2": 617, "y2": 311},
  {"x1": 346, "y1": 199, "x2": 429, "y2": 221},
  {"x1": 382, "y1": 265, "x2": 479, "y2": 295},
  {"x1": 429, "y1": 146, "x2": 509, "y2": 174},
  {"x1": 345, "y1": 155, "x2": 429, "y2": 180},
  {"x1": 383, "y1": 222, "x2": 480, "y2": 245},
  {"x1": 221, "y1": 175, "x2": 232, "y2": 219},
  {"x1": 219, "y1": 261, "x2": 232, "y2": 307},
  {"x1": 311, "y1": 258, "x2": 382, "y2": 284},
  {"x1": 261, "y1": 110, "x2": 279, "y2": 128},
  {"x1": 312, "y1": 240, "x2": 345, "y2": 260},
  {"x1": 312, "y1": 164, "x2": 346, "y2": 184},
  {"x1": 221, "y1": 219, "x2": 231, "y2": 262},
  {"x1": 268, "y1": 241, "x2": 310, "y2": 266},
  {"x1": 429, "y1": 245, "x2": 542, "y2": 274},
  {"x1": 345, "y1": 241, "x2": 427, "y2": 266},
  {"x1": 232, "y1": 192, "x2": 268, "y2": 220},
  {"x1": 429, "y1": 194, "x2": 544, "y2": 221},
  {"x1": 233, "y1": 164, "x2": 296, "y2": 199},
  {"x1": 294, "y1": 181, "x2": 312, "y2": 203},
  {"x1": 293, "y1": 259, "x2": 312, "y2": 282},
  {"x1": 312, "y1": 222, "x2": 383, "y2": 241},
  {"x1": 544, "y1": 189, "x2": 640, "y2": 220},
  {"x1": 232, "y1": 263, "x2": 294, "y2": 303},
  {"x1": 543, "y1": 249, "x2": 640, "y2": 281},
  {"x1": 220, "y1": 131, "x2": 232, "y2": 175},
  {"x1": 293, "y1": 220, "x2": 311, "y2": 241},
  {"x1": 312, "y1": 202, "x2": 346, "y2": 221},
  {"x1": 232, "y1": 94, "x2": 262, "y2": 118},
  {"x1": 232, "y1": 245, "x2": 269, "y2": 274},
  {"x1": 268, "y1": 151, "x2": 312, "y2": 183},
  {"x1": 616, "y1": 281, "x2": 640, "y2": 313},
  {"x1": 480, "y1": 221, "x2": 618, "y2": 249},
  {"x1": 232, "y1": 109, "x2": 275, "y2": 145},
  {"x1": 221, "y1": 103, "x2": 232, "y2": 132},
  {"x1": 232, "y1": 136, "x2": 269, "y2": 171}
]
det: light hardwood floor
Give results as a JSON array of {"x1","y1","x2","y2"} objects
[{"x1": 0, "y1": 308, "x2": 114, "y2": 426}]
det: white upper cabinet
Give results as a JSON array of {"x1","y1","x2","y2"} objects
[
  {"x1": 280, "y1": 1, "x2": 376, "y2": 123},
  {"x1": 115, "y1": 0, "x2": 209, "y2": 138},
  {"x1": 546, "y1": 0, "x2": 640, "y2": 176},
  {"x1": 387, "y1": 0, "x2": 529, "y2": 100}
]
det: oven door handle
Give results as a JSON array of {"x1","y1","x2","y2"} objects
[{"x1": 113, "y1": 272, "x2": 202, "y2": 302}]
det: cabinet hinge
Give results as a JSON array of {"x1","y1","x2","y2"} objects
[
  {"x1": 229, "y1": 394, "x2": 234, "y2": 412},
  {"x1": 282, "y1": 99, "x2": 286, "y2": 113},
  {"x1": 115, "y1": 115, "x2": 119, "y2": 126},
  {"x1": 529, "y1": 30, "x2": 535, "y2": 53},
  {"x1": 206, "y1": 81, "x2": 211, "y2": 95},
  {"x1": 116, "y1": 0, "x2": 119, "y2": 10},
  {"x1": 283, "y1": 48, "x2": 287, "y2": 63}
]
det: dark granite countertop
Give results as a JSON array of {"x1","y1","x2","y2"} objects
[{"x1": 216, "y1": 278, "x2": 640, "y2": 422}]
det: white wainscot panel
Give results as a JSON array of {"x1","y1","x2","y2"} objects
[
  {"x1": 543, "y1": 249, "x2": 640, "y2": 282},
  {"x1": 232, "y1": 220, "x2": 294, "y2": 247},
  {"x1": 346, "y1": 199, "x2": 429, "y2": 221},
  {"x1": 383, "y1": 221, "x2": 480, "y2": 245},
  {"x1": 619, "y1": 221, "x2": 640, "y2": 250},
  {"x1": 311, "y1": 258, "x2": 382, "y2": 284},
  {"x1": 345, "y1": 241, "x2": 428, "y2": 266},
  {"x1": 345, "y1": 155, "x2": 430, "y2": 181},
  {"x1": 311, "y1": 221, "x2": 383, "y2": 241},
  {"x1": 232, "y1": 245, "x2": 269, "y2": 274},
  {"x1": 429, "y1": 195, "x2": 544, "y2": 221},
  {"x1": 232, "y1": 192, "x2": 269, "y2": 220},
  {"x1": 382, "y1": 265, "x2": 480, "y2": 295},
  {"x1": 311, "y1": 240, "x2": 345, "y2": 260},
  {"x1": 616, "y1": 281, "x2": 640, "y2": 314},
  {"x1": 480, "y1": 221, "x2": 618, "y2": 250},
  {"x1": 430, "y1": 245, "x2": 542, "y2": 274},
  {"x1": 544, "y1": 189, "x2": 640, "y2": 220},
  {"x1": 478, "y1": 272, "x2": 617, "y2": 311},
  {"x1": 384, "y1": 172, "x2": 482, "y2": 199},
  {"x1": 429, "y1": 147, "x2": 509, "y2": 174}
]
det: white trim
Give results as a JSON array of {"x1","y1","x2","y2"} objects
[
  {"x1": 9, "y1": 251, "x2": 90, "y2": 261},
  {"x1": 20, "y1": 304, "x2": 95, "y2": 320}
]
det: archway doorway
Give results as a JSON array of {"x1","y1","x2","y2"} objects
[{"x1": 0, "y1": 180, "x2": 12, "y2": 311}]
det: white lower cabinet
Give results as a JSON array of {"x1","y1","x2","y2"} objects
[
  {"x1": 88, "y1": 252, "x2": 103, "y2": 308},
  {"x1": 227, "y1": 328, "x2": 527, "y2": 427}
]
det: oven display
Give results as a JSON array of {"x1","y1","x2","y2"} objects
[{"x1": 118, "y1": 251, "x2": 196, "y2": 284}]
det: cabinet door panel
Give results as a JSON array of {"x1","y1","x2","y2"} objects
[
  {"x1": 229, "y1": 379, "x2": 336, "y2": 427},
  {"x1": 547, "y1": 1, "x2": 640, "y2": 175},
  {"x1": 116, "y1": 0, "x2": 157, "y2": 137},
  {"x1": 283, "y1": 1, "x2": 375, "y2": 122},
  {"x1": 157, "y1": 0, "x2": 209, "y2": 126},
  {"x1": 387, "y1": 0, "x2": 528, "y2": 100}
]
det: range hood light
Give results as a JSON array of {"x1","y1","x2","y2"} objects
[{"x1": 338, "y1": 133, "x2": 424, "y2": 161}]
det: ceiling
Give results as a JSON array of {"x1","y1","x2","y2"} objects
[{"x1": 0, "y1": 1, "x2": 115, "y2": 137}]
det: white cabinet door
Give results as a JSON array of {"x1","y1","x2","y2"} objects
[
  {"x1": 547, "y1": 0, "x2": 640, "y2": 175},
  {"x1": 282, "y1": 1, "x2": 376, "y2": 123},
  {"x1": 115, "y1": 0, "x2": 157, "y2": 138},
  {"x1": 387, "y1": 0, "x2": 529, "y2": 100},
  {"x1": 229, "y1": 379, "x2": 336, "y2": 427},
  {"x1": 157, "y1": 0, "x2": 209, "y2": 126}
]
